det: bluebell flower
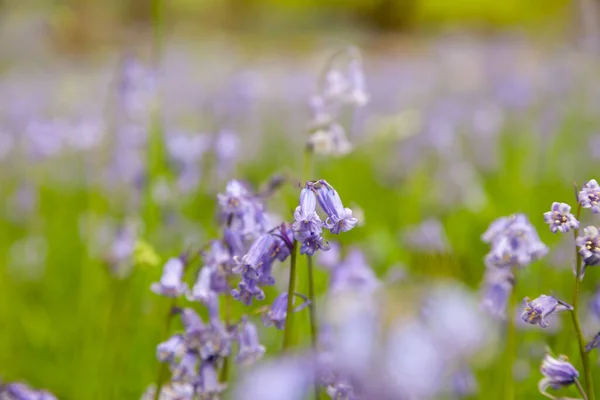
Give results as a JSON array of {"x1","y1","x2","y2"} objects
[
  {"x1": 543, "y1": 202, "x2": 579, "y2": 233},
  {"x1": 480, "y1": 267, "x2": 514, "y2": 319},
  {"x1": 203, "y1": 240, "x2": 231, "y2": 268},
  {"x1": 538, "y1": 353, "x2": 579, "y2": 393},
  {"x1": 318, "y1": 241, "x2": 341, "y2": 269},
  {"x1": 196, "y1": 360, "x2": 226, "y2": 398},
  {"x1": 223, "y1": 227, "x2": 245, "y2": 258},
  {"x1": 172, "y1": 351, "x2": 199, "y2": 383},
  {"x1": 262, "y1": 292, "x2": 310, "y2": 330},
  {"x1": 141, "y1": 383, "x2": 194, "y2": 400},
  {"x1": 157, "y1": 334, "x2": 186, "y2": 363},
  {"x1": 0, "y1": 383, "x2": 57, "y2": 400},
  {"x1": 586, "y1": 331, "x2": 600, "y2": 352},
  {"x1": 300, "y1": 235, "x2": 330, "y2": 256},
  {"x1": 198, "y1": 319, "x2": 232, "y2": 361},
  {"x1": 579, "y1": 179, "x2": 600, "y2": 213},
  {"x1": 576, "y1": 226, "x2": 600, "y2": 266},
  {"x1": 235, "y1": 317, "x2": 266, "y2": 366},
  {"x1": 451, "y1": 368, "x2": 477, "y2": 398},
  {"x1": 589, "y1": 286, "x2": 600, "y2": 320},
  {"x1": 483, "y1": 214, "x2": 548, "y2": 269},
  {"x1": 150, "y1": 257, "x2": 188, "y2": 297},
  {"x1": 231, "y1": 277, "x2": 265, "y2": 306},
  {"x1": 180, "y1": 308, "x2": 206, "y2": 350},
  {"x1": 217, "y1": 180, "x2": 252, "y2": 217},
  {"x1": 328, "y1": 248, "x2": 380, "y2": 293},
  {"x1": 188, "y1": 266, "x2": 217, "y2": 305},
  {"x1": 292, "y1": 188, "x2": 324, "y2": 243},
  {"x1": 521, "y1": 295, "x2": 572, "y2": 328},
  {"x1": 308, "y1": 180, "x2": 358, "y2": 234},
  {"x1": 325, "y1": 379, "x2": 357, "y2": 400}
]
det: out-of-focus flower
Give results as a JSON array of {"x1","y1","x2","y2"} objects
[
  {"x1": 579, "y1": 179, "x2": 600, "y2": 213},
  {"x1": 188, "y1": 266, "x2": 217, "y2": 305},
  {"x1": 261, "y1": 292, "x2": 310, "y2": 330},
  {"x1": 308, "y1": 180, "x2": 358, "y2": 234},
  {"x1": 451, "y1": 368, "x2": 478, "y2": 398},
  {"x1": 172, "y1": 351, "x2": 199, "y2": 383},
  {"x1": 231, "y1": 275, "x2": 265, "y2": 306},
  {"x1": 196, "y1": 361, "x2": 226, "y2": 398},
  {"x1": 589, "y1": 286, "x2": 600, "y2": 320},
  {"x1": 232, "y1": 357, "x2": 311, "y2": 400},
  {"x1": 576, "y1": 226, "x2": 600, "y2": 266},
  {"x1": 543, "y1": 202, "x2": 579, "y2": 233},
  {"x1": 235, "y1": 317, "x2": 266, "y2": 366},
  {"x1": 538, "y1": 353, "x2": 579, "y2": 394},
  {"x1": 157, "y1": 334, "x2": 186, "y2": 363},
  {"x1": 150, "y1": 257, "x2": 188, "y2": 297},
  {"x1": 141, "y1": 383, "x2": 194, "y2": 400},
  {"x1": 483, "y1": 214, "x2": 548, "y2": 269},
  {"x1": 521, "y1": 295, "x2": 572, "y2": 328},
  {"x1": 307, "y1": 124, "x2": 352, "y2": 157},
  {"x1": 328, "y1": 248, "x2": 380, "y2": 294},
  {"x1": 318, "y1": 241, "x2": 341, "y2": 269},
  {"x1": 586, "y1": 331, "x2": 600, "y2": 352},
  {"x1": 0, "y1": 383, "x2": 57, "y2": 400},
  {"x1": 401, "y1": 218, "x2": 450, "y2": 253},
  {"x1": 480, "y1": 267, "x2": 514, "y2": 318}
]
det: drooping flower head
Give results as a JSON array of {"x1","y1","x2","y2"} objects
[
  {"x1": 150, "y1": 257, "x2": 188, "y2": 297},
  {"x1": 576, "y1": 226, "x2": 600, "y2": 266},
  {"x1": 235, "y1": 317, "x2": 266, "y2": 366},
  {"x1": 292, "y1": 188, "x2": 323, "y2": 243},
  {"x1": 543, "y1": 202, "x2": 579, "y2": 233},
  {"x1": 480, "y1": 267, "x2": 514, "y2": 319},
  {"x1": 262, "y1": 292, "x2": 310, "y2": 330},
  {"x1": 307, "y1": 180, "x2": 358, "y2": 235},
  {"x1": 328, "y1": 248, "x2": 380, "y2": 294},
  {"x1": 586, "y1": 331, "x2": 600, "y2": 353},
  {"x1": 579, "y1": 179, "x2": 600, "y2": 213},
  {"x1": 539, "y1": 353, "x2": 579, "y2": 393},
  {"x1": 156, "y1": 334, "x2": 186, "y2": 363},
  {"x1": 482, "y1": 214, "x2": 548, "y2": 269},
  {"x1": 521, "y1": 295, "x2": 572, "y2": 328}
]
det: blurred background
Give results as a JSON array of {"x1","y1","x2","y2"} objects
[{"x1": 2, "y1": 0, "x2": 600, "y2": 399}]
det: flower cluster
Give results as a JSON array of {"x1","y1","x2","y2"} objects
[
  {"x1": 0, "y1": 382, "x2": 57, "y2": 400},
  {"x1": 482, "y1": 214, "x2": 548, "y2": 269}
]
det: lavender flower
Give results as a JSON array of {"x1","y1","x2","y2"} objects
[
  {"x1": 589, "y1": 286, "x2": 600, "y2": 320},
  {"x1": 579, "y1": 179, "x2": 600, "y2": 213},
  {"x1": 308, "y1": 180, "x2": 358, "y2": 234},
  {"x1": 141, "y1": 383, "x2": 194, "y2": 400},
  {"x1": 217, "y1": 180, "x2": 251, "y2": 217},
  {"x1": 187, "y1": 267, "x2": 216, "y2": 305},
  {"x1": 235, "y1": 317, "x2": 266, "y2": 365},
  {"x1": 180, "y1": 308, "x2": 206, "y2": 350},
  {"x1": 521, "y1": 295, "x2": 572, "y2": 328},
  {"x1": 181, "y1": 308, "x2": 231, "y2": 361},
  {"x1": 538, "y1": 354, "x2": 579, "y2": 393},
  {"x1": 480, "y1": 267, "x2": 514, "y2": 318},
  {"x1": 231, "y1": 277, "x2": 265, "y2": 306},
  {"x1": 576, "y1": 226, "x2": 600, "y2": 266},
  {"x1": 157, "y1": 334, "x2": 186, "y2": 363},
  {"x1": 262, "y1": 292, "x2": 310, "y2": 330},
  {"x1": 150, "y1": 257, "x2": 188, "y2": 297},
  {"x1": 543, "y1": 202, "x2": 579, "y2": 233}
]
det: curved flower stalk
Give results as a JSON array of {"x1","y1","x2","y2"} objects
[{"x1": 539, "y1": 353, "x2": 586, "y2": 400}]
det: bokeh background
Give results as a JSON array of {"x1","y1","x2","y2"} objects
[{"x1": 2, "y1": 0, "x2": 600, "y2": 398}]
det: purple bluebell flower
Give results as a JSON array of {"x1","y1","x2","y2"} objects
[
  {"x1": 579, "y1": 179, "x2": 600, "y2": 213},
  {"x1": 180, "y1": 307, "x2": 231, "y2": 360},
  {"x1": 203, "y1": 240, "x2": 232, "y2": 268},
  {"x1": 328, "y1": 248, "x2": 380, "y2": 293},
  {"x1": 232, "y1": 234, "x2": 277, "y2": 286},
  {"x1": 483, "y1": 214, "x2": 548, "y2": 269},
  {"x1": 292, "y1": 188, "x2": 323, "y2": 243},
  {"x1": 223, "y1": 227, "x2": 245, "y2": 258},
  {"x1": 308, "y1": 180, "x2": 358, "y2": 234},
  {"x1": 187, "y1": 267, "x2": 216, "y2": 305},
  {"x1": 141, "y1": 383, "x2": 194, "y2": 400},
  {"x1": 318, "y1": 241, "x2": 341, "y2": 269},
  {"x1": 451, "y1": 368, "x2": 477, "y2": 398},
  {"x1": 235, "y1": 317, "x2": 266, "y2": 365},
  {"x1": 521, "y1": 295, "x2": 572, "y2": 328},
  {"x1": 401, "y1": 218, "x2": 450, "y2": 253},
  {"x1": 231, "y1": 277, "x2": 265, "y2": 306},
  {"x1": 262, "y1": 292, "x2": 310, "y2": 330},
  {"x1": 157, "y1": 334, "x2": 186, "y2": 363},
  {"x1": 196, "y1": 360, "x2": 226, "y2": 398},
  {"x1": 0, "y1": 383, "x2": 58, "y2": 400},
  {"x1": 576, "y1": 226, "x2": 600, "y2": 266},
  {"x1": 346, "y1": 58, "x2": 369, "y2": 106},
  {"x1": 307, "y1": 123, "x2": 352, "y2": 157},
  {"x1": 480, "y1": 267, "x2": 514, "y2": 318},
  {"x1": 150, "y1": 257, "x2": 188, "y2": 297},
  {"x1": 538, "y1": 354, "x2": 579, "y2": 393},
  {"x1": 543, "y1": 202, "x2": 579, "y2": 233},
  {"x1": 586, "y1": 331, "x2": 600, "y2": 352},
  {"x1": 589, "y1": 286, "x2": 600, "y2": 320},
  {"x1": 217, "y1": 180, "x2": 252, "y2": 217},
  {"x1": 172, "y1": 351, "x2": 199, "y2": 383},
  {"x1": 300, "y1": 235, "x2": 330, "y2": 256},
  {"x1": 180, "y1": 308, "x2": 206, "y2": 350},
  {"x1": 325, "y1": 379, "x2": 357, "y2": 400}
]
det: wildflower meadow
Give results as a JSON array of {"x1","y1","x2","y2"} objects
[{"x1": 2, "y1": 1, "x2": 600, "y2": 399}]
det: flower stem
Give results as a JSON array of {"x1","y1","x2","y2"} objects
[
  {"x1": 576, "y1": 378, "x2": 590, "y2": 400},
  {"x1": 572, "y1": 203, "x2": 595, "y2": 400},
  {"x1": 283, "y1": 241, "x2": 299, "y2": 350},
  {"x1": 504, "y1": 279, "x2": 517, "y2": 400},
  {"x1": 307, "y1": 255, "x2": 321, "y2": 400},
  {"x1": 153, "y1": 299, "x2": 176, "y2": 400}
]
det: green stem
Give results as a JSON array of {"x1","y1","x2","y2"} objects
[
  {"x1": 576, "y1": 378, "x2": 590, "y2": 400},
  {"x1": 151, "y1": 0, "x2": 164, "y2": 66},
  {"x1": 282, "y1": 241, "x2": 299, "y2": 350},
  {"x1": 572, "y1": 203, "x2": 595, "y2": 400},
  {"x1": 307, "y1": 255, "x2": 321, "y2": 400},
  {"x1": 153, "y1": 299, "x2": 176, "y2": 400},
  {"x1": 504, "y1": 277, "x2": 517, "y2": 400}
]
